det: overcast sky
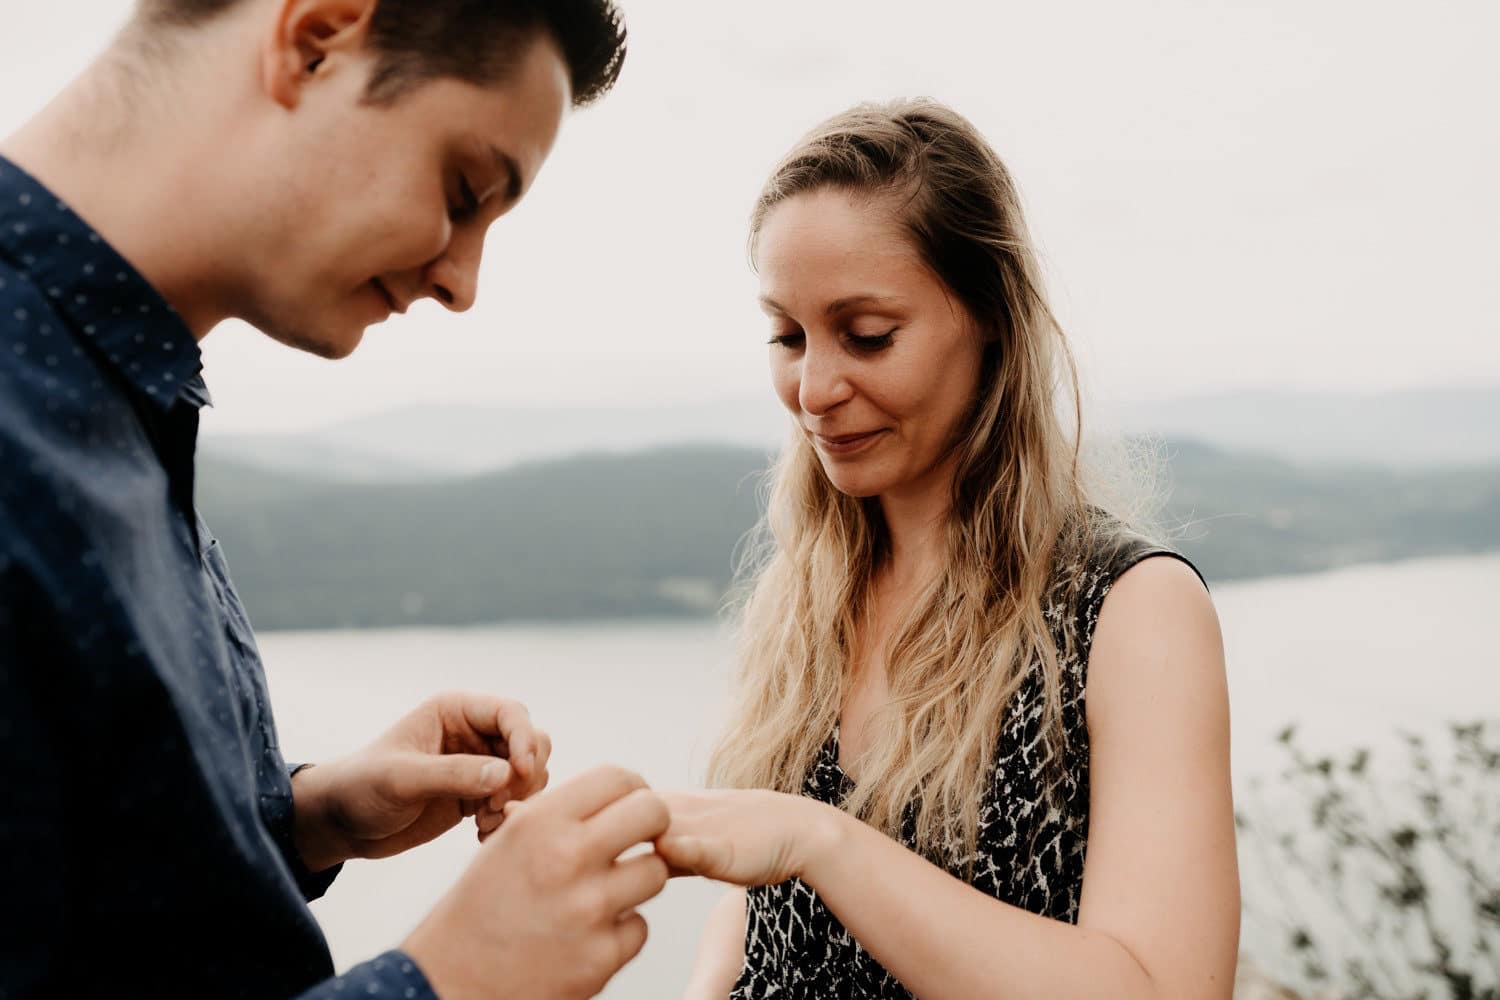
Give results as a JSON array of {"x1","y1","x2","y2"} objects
[{"x1": 3, "y1": 1, "x2": 1496, "y2": 433}]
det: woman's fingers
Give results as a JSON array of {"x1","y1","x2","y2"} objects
[
  {"x1": 476, "y1": 804, "x2": 507, "y2": 839},
  {"x1": 655, "y1": 834, "x2": 716, "y2": 878}
]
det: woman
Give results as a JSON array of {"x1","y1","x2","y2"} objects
[{"x1": 655, "y1": 100, "x2": 1240, "y2": 998}]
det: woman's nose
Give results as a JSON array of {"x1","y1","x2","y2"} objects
[{"x1": 797, "y1": 340, "x2": 854, "y2": 415}]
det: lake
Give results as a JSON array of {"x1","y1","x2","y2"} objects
[{"x1": 259, "y1": 552, "x2": 1500, "y2": 998}]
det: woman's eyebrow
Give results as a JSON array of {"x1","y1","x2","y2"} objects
[
  {"x1": 759, "y1": 293, "x2": 902, "y2": 317},
  {"x1": 823, "y1": 294, "x2": 900, "y2": 316}
]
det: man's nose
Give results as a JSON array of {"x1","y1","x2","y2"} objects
[
  {"x1": 798, "y1": 339, "x2": 854, "y2": 415},
  {"x1": 425, "y1": 241, "x2": 481, "y2": 313}
]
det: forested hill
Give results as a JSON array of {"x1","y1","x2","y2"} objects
[{"x1": 196, "y1": 440, "x2": 1500, "y2": 631}]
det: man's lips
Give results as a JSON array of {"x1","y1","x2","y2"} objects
[{"x1": 371, "y1": 279, "x2": 407, "y2": 315}]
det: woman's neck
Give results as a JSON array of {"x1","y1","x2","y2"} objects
[{"x1": 877, "y1": 453, "x2": 958, "y2": 592}]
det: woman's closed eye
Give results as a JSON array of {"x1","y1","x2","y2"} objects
[
  {"x1": 847, "y1": 327, "x2": 897, "y2": 352},
  {"x1": 768, "y1": 328, "x2": 898, "y2": 351},
  {"x1": 768, "y1": 329, "x2": 805, "y2": 349}
]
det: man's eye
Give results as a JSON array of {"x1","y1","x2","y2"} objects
[{"x1": 450, "y1": 177, "x2": 480, "y2": 221}]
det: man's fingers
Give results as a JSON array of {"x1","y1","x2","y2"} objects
[
  {"x1": 583, "y1": 786, "x2": 671, "y2": 861},
  {"x1": 611, "y1": 911, "x2": 649, "y2": 972},
  {"x1": 536, "y1": 765, "x2": 650, "y2": 822},
  {"x1": 444, "y1": 694, "x2": 536, "y2": 773},
  {"x1": 490, "y1": 699, "x2": 536, "y2": 775},
  {"x1": 389, "y1": 753, "x2": 510, "y2": 802},
  {"x1": 536, "y1": 729, "x2": 553, "y2": 769},
  {"x1": 602, "y1": 851, "x2": 670, "y2": 915}
]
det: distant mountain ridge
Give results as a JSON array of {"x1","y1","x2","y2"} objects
[
  {"x1": 197, "y1": 439, "x2": 1500, "y2": 631},
  {"x1": 201, "y1": 386, "x2": 1500, "y2": 482},
  {"x1": 204, "y1": 400, "x2": 787, "y2": 482},
  {"x1": 198, "y1": 446, "x2": 768, "y2": 629},
  {"x1": 1115, "y1": 386, "x2": 1500, "y2": 468}
]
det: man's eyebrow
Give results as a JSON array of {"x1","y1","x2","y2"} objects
[{"x1": 490, "y1": 145, "x2": 524, "y2": 204}]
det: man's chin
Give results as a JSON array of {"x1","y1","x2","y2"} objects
[{"x1": 263, "y1": 322, "x2": 368, "y2": 361}]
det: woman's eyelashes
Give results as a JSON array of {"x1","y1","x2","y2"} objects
[
  {"x1": 847, "y1": 328, "x2": 897, "y2": 351},
  {"x1": 768, "y1": 327, "x2": 899, "y2": 351},
  {"x1": 768, "y1": 329, "x2": 805, "y2": 348}
]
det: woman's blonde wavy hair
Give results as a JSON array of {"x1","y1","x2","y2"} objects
[{"x1": 708, "y1": 98, "x2": 1146, "y2": 868}]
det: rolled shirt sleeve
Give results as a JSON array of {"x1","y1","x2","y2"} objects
[{"x1": 293, "y1": 951, "x2": 439, "y2": 1000}]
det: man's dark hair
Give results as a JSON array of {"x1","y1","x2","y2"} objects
[{"x1": 136, "y1": 0, "x2": 627, "y2": 107}]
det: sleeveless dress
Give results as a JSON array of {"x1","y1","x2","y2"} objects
[{"x1": 730, "y1": 533, "x2": 1203, "y2": 999}]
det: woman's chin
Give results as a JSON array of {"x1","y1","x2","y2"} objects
[{"x1": 820, "y1": 464, "x2": 891, "y2": 500}]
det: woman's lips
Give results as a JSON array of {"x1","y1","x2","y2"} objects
[{"x1": 812, "y1": 429, "x2": 887, "y2": 456}]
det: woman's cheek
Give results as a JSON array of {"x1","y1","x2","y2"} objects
[{"x1": 770, "y1": 358, "x2": 802, "y2": 415}]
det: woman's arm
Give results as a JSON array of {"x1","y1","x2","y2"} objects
[
  {"x1": 661, "y1": 557, "x2": 1239, "y2": 999},
  {"x1": 682, "y1": 889, "x2": 746, "y2": 1000}
]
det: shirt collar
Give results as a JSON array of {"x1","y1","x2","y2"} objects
[{"x1": 0, "y1": 156, "x2": 209, "y2": 412}]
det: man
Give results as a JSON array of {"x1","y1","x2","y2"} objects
[{"x1": 0, "y1": 1, "x2": 671, "y2": 997}]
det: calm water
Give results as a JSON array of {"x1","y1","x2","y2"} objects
[{"x1": 260, "y1": 553, "x2": 1500, "y2": 998}]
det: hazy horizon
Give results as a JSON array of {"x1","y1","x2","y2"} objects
[{"x1": 4, "y1": 0, "x2": 1495, "y2": 435}]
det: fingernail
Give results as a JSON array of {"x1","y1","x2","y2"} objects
[{"x1": 481, "y1": 761, "x2": 507, "y2": 787}]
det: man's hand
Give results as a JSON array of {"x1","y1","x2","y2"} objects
[
  {"x1": 291, "y1": 691, "x2": 552, "y2": 872},
  {"x1": 403, "y1": 766, "x2": 671, "y2": 1000}
]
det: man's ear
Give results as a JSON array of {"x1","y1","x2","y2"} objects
[{"x1": 261, "y1": 0, "x2": 378, "y2": 110}]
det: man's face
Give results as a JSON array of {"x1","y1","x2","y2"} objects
[{"x1": 243, "y1": 33, "x2": 571, "y2": 359}]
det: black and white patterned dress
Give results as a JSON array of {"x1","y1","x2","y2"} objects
[{"x1": 730, "y1": 533, "x2": 1201, "y2": 999}]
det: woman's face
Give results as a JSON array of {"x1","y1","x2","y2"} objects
[{"x1": 756, "y1": 188, "x2": 985, "y2": 501}]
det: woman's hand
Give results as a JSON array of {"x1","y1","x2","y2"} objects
[
  {"x1": 654, "y1": 789, "x2": 843, "y2": 887},
  {"x1": 291, "y1": 691, "x2": 552, "y2": 871}
]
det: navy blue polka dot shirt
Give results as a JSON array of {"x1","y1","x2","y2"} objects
[{"x1": 0, "y1": 157, "x2": 437, "y2": 998}]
